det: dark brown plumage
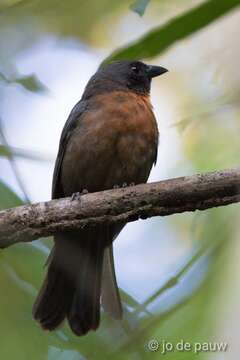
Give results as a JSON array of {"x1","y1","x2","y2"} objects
[{"x1": 33, "y1": 60, "x2": 168, "y2": 336}]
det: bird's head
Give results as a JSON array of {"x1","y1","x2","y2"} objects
[{"x1": 83, "y1": 60, "x2": 168, "y2": 98}]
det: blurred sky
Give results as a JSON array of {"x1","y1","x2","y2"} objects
[{"x1": 0, "y1": 2, "x2": 240, "y2": 355}]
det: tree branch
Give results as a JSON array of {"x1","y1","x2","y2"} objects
[{"x1": 0, "y1": 168, "x2": 239, "y2": 249}]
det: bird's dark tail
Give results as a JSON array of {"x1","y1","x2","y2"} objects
[
  {"x1": 33, "y1": 231, "x2": 105, "y2": 336},
  {"x1": 67, "y1": 234, "x2": 105, "y2": 335}
]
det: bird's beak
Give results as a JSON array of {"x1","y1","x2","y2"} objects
[{"x1": 147, "y1": 65, "x2": 168, "y2": 78}]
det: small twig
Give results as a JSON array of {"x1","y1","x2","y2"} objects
[{"x1": 0, "y1": 144, "x2": 53, "y2": 162}]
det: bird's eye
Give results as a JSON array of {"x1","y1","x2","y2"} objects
[{"x1": 131, "y1": 66, "x2": 140, "y2": 74}]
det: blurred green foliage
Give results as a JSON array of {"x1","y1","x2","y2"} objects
[
  {"x1": 0, "y1": 180, "x2": 23, "y2": 210},
  {"x1": 105, "y1": 0, "x2": 240, "y2": 62},
  {"x1": 0, "y1": 0, "x2": 129, "y2": 43},
  {"x1": 0, "y1": 71, "x2": 47, "y2": 93},
  {"x1": 0, "y1": 144, "x2": 52, "y2": 161},
  {"x1": 0, "y1": 0, "x2": 239, "y2": 359}
]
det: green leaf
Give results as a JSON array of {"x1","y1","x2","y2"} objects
[
  {"x1": 105, "y1": 0, "x2": 240, "y2": 63},
  {"x1": 14, "y1": 74, "x2": 47, "y2": 93},
  {"x1": 0, "y1": 180, "x2": 23, "y2": 210},
  {"x1": 0, "y1": 71, "x2": 47, "y2": 93},
  {"x1": 130, "y1": 0, "x2": 150, "y2": 16},
  {"x1": 0, "y1": 144, "x2": 11, "y2": 158}
]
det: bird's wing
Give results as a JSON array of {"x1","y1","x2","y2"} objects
[{"x1": 52, "y1": 100, "x2": 88, "y2": 199}]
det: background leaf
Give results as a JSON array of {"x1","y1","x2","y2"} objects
[
  {"x1": 130, "y1": 0, "x2": 151, "y2": 16},
  {"x1": 105, "y1": 0, "x2": 240, "y2": 63},
  {"x1": 0, "y1": 71, "x2": 47, "y2": 93},
  {"x1": 0, "y1": 180, "x2": 23, "y2": 210},
  {"x1": 14, "y1": 74, "x2": 47, "y2": 93}
]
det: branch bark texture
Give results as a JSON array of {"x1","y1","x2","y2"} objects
[{"x1": 0, "y1": 168, "x2": 239, "y2": 248}]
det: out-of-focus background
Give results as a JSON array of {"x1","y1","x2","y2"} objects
[{"x1": 0, "y1": 0, "x2": 240, "y2": 359}]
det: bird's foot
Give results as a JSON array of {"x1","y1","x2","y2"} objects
[
  {"x1": 113, "y1": 183, "x2": 135, "y2": 189},
  {"x1": 71, "y1": 192, "x2": 81, "y2": 201},
  {"x1": 71, "y1": 189, "x2": 88, "y2": 201}
]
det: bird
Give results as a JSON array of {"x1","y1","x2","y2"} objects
[{"x1": 33, "y1": 60, "x2": 168, "y2": 336}]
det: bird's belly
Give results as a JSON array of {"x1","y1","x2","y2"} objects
[
  {"x1": 104, "y1": 133, "x2": 154, "y2": 189},
  {"x1": 61, "y1": 133, "x2": 155, "y2": 195}
]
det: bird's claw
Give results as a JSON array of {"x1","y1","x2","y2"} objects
[
  {"x1": 71, "y1": 191, "x2": 81, "y2": 201},
  {"x1": 71, "y1": 192, "x2": 81, "y2": 201},
  {"x1": 114, "y1": 182, "x2": 135, "y2": 189},
  {"x1": 71, "y1": 189, "x2": 88, "y2": 201}
]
